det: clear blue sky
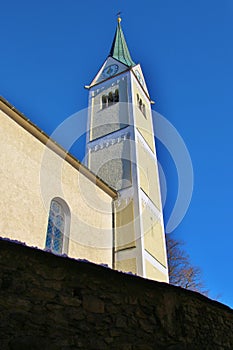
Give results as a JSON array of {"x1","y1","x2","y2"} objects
[{"x1": 1, "y1": 0, "x2": 233, "y2": 308}]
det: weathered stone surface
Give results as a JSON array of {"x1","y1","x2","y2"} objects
[
  {"x1": 83, "y1": 295, "x2": 105, "y2": 313},
  {"x1": 115, "y1": 315, "x2": 127, "y2": 328},
  {"x1": 0, "y1": 238, "x2": 233, "y2": 349}
]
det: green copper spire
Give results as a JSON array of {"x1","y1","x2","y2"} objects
[{"x1": 109, "y1": 17, "x2": 135, "y2": 67}]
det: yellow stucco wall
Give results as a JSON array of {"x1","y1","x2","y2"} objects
[
  {"x1": 116, "y1": 258, "x2": 137, "y2": 274},
  {"x1": 137, "y1": 140, "x2": 161, "y2": 210},
  {"x1": 0, "y1": 109, "x2": 113, "y2": 266},
  {"x1": 145, "y1": 260, "x2": 168, "y2": 282},
  {"x1": 141, "y1": 200, "x2": 167, "y2": 268},
  {"x1": 115, "y1": 199, "x2": 136, "y2": 251}
]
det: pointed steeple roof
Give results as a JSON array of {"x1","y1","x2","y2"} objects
[{"x1": 109, "y1": 17, "x2": 135, "y2": 67}]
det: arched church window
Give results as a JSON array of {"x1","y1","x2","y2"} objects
[
  {"x1": 139, "y1": 98, "x2": 143, "y2": 110},
  {"x1": 108, "y1": 92, "x2": 113, "y2": 106},
  {"x1": 137, "y1": 93, "x2": 147, "y2": 118},
  {"x1": 114, "y1": 89, "x2": 119, "y2": 102},
  {"x1": 142, "y1": 104, "x2": 146, "y2": 118},
  {"x1": 102, "y1": 95, "x2": 107, "y2": 109},
  {"x1": 45, "y1": 198, "x2": 70, "y2": 255},
  {"x1": 101, "y1": 89, "x2": 119, "y2": 109}
]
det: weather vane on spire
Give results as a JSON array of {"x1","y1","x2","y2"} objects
[{"x1": 117, "y1": 11, "x2": 122, "y2": 23}]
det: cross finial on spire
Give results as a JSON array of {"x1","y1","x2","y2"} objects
[{"x1": 117, "y1": 11, "x2": 122, "y2": 23}]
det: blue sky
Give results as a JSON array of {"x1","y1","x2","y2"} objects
[{"x1": 1, "y1": 0, "x2": 233, "y2": 308}]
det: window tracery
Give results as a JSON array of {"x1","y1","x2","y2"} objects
[{"x1": 45, "y1": 199, "x2": 70, "y2": 254}]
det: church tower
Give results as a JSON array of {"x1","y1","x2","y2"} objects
[{"x1": 85, "y1": 17, "x2": 169, "y2": 282}]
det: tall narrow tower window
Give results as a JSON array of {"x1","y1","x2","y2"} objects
[
  {"x1": 45, "y1": 198, "x2": 70, "y2": 254},
  {"x1": 114, "y1": 89, "x2": 119, "y2": 102},
  {"x1": 102, "y1": 95, "x2": 107, "y2": 109},
  {"x1": 108, "y1": 92, "x2": 114, "y2": 106},
  {"x1": 142, "y1": 104, "x2": 146, "y2": 117},
  {"x1": 137, "y1": 93, "x2": 146, "y2": 118}
]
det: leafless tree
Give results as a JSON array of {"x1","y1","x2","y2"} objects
[{"x1": 166, "y1": 235, "x2": 208, "y2": 296}]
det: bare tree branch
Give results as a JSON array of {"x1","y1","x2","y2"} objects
[{"x1": 166, "y1": 235, "x2": 208, "y2": 296}]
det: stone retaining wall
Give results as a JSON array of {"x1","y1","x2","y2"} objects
[{"x1": 0, "y1": 238, "x2": 232, "y2": 349}]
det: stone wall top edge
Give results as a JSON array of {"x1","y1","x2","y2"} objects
[{"x1": 0, "y1": 237, "x2": 232, "y2": 313}]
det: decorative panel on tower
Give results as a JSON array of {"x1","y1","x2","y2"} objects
[
  {"x1": 115, "y1": 198, "x2": 136, "y2": 251},
  {"x1": 88, "y1": 132, "x2": 132, "y2": 191},
  {"x1": 137, "y1": 136, "x2": 161, "y2": 209}
]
